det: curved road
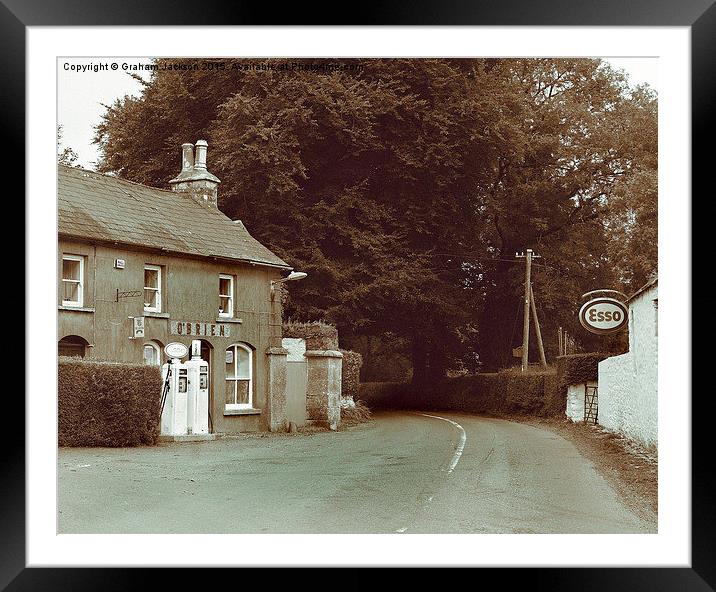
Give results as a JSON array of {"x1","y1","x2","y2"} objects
[{"x1": 59, "y1": 411, "x2": 654, "y2": 534}]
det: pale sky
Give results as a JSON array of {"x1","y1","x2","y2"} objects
[{"x1": 57, "y1": 57, "x2": 658, "y2": 171}]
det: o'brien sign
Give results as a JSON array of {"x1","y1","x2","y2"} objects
[
  {"x1": 578, "y1": 298, "x2": 628, "y2": 335},
  {"x1": 170, "y1": 321, "x2": 231, "y2": 338}
]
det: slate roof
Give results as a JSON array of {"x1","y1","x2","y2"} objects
[{"x1": 58, "y1": 165, "x2": 290, "y2": 269}]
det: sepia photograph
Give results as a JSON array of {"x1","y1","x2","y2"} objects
[{"x1": 56, "y1": 55, "x2": 659, "y2": 536}]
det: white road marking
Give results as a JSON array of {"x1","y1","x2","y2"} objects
[
  {"x1": 420, "y1": 413, "x2": 467, "y2": 474},
  {"x1": 395, "y1": 413, "x2": 468, "y2": 534}
]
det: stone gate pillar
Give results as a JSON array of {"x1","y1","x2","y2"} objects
[
  {"x1": 304, "y1": 350, "x2": 343, "y2": 431},
  {"x1": 265, "y1": 346, "x2": 289, "y2": 432}
]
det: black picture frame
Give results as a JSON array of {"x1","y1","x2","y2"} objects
[{"x1": 11, "y1": 0, "x2": 708, "y2": 588}]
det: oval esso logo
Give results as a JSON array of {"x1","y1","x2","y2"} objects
[
  {"x1": 164, "y1": 342, "x2": 189, "y2": 359},
  {"x1": 578, "y1": 298, "x2": 628, "y2": 335}
]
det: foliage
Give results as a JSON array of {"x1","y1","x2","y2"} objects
[
  {"x1": 338, "y1": 349, "x2": 363, "y2": 398},
  {"x1": 57, "y1": 125, "x2": 79, "y2": 166},
  {"x1": 358, "y1": 369, "x2": 561, "y2": 417},
  {"x1": 58, "y1": 357, "x2": 162, "y2": 447},
  {"x1": 93, "y1": 58, "x2": 657, "y2": 378},
  {"x1": 282, "y1": 319, "x2": 339, "y2": 350},
  {"x1": 557, "y1": 352, "x2": 610, "y2": 386},
  {"x1": 339, "y1": 399, "x2": 372, "y2": 428},
  {"x1": 343, "y1": 333, "x2": 412, "y2": 382}
]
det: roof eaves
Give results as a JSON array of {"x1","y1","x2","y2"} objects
[
  {"x1": 627, "y1": 276, "x2": 658, "y2": 302},
  {"x1": 58, "y1": 232, "x2": 292, "y2": 270}
]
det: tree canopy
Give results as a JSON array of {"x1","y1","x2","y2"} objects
[{"x1": 94, "y1": 58, "x2": 657, "y2": 376}]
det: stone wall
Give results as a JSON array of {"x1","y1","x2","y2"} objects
[{"x1": 305, "y1": 350, "x2": 343, "y2": 430}]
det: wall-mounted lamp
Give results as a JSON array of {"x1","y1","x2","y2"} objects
[{"x1": 270, "y1": 271, "x2": 307, "y2": 299}]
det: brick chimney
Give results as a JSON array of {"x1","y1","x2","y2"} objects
[{"x1": 169, "y1": 140, "x2": 221, "y2": 208}]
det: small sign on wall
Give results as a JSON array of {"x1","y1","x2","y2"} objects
[
  {"x1": 114, "y1": 258, "x2": 126, "y2": 269},
  {"x1": 170, "y1": 320, "x2": 231, "y2": 338},
  {"x1": 132, "y1": 316, "x2": 145, "y2": 338}
]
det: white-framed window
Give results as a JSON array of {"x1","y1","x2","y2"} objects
[
  {"x1": 61, "y1": 254, "x2": 84, "y2": 307},
  {"x1": 144, "y1": 265, "x2": 162, "y2": 313},
  {"x1": 219, "y1": 274, "x2": 234, "y2": 318},
  {"x1": 225, "y1": 343, "x2": 252, "y2": 409},
  {"x1": 143, "y1": 342, "x2": 161, "y2": 366}
]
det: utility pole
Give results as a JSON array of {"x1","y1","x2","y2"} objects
[
  {"x1": 516, "y1": 249, "x2": 532, "y2": 371},
  {"x1": 516, "y1": 249, "x2": 543, "y2": 372}
]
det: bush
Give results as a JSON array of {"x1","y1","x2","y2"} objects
[
  {"x1": 358, "y1": 382, "x2": 414, "y2": 408},
  {"x1": 282, "y1": 319, "x2": 339, "y2": 350},
  {"x1": 557, "y1": 353, "x2": 610, "y2": 386},
  {"x1": 339, "y1": 349, "x2": 363, "y2": 398},
  {"x1": 340, "y1": 399, "x2": 372, "y2": 427},
  {"x1": 358, "y1": 368, "x2": 560, "y2": 417},
  {"x1": 58, "y1": 357, "x2": 163, "y2": 447}
]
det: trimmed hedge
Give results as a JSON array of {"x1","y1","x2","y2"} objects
[
  {"x1": 58, "y1": 357, "x2": 163, "y2": 447},
  {"x1": 282, "y1": 320, "x2": 339, "y2": 350},
  {"x1": 357, "y1": 355, "x2": 612, "y2": 419},
  {"x1": 358, "y1": 368, "x2": 561, "y2": 417},
  {"x1": 339, "y1": 349, "x2": 363, "y2": 399},
  {"x1": 556, "y1": 353, "x2": 609, "y2": 386}
]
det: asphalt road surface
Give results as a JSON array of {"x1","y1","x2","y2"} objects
[{"x1": 58, "y1": 411, "x2": 654, "y2": 534}]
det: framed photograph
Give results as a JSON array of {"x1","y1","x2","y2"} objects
[{"x1": 15, "y1": 0, "x2": 708, "y2": 587}]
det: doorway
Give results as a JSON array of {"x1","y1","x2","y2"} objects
[{"x1": 199, "y1": 339, "x2": 214, "y2": 432}]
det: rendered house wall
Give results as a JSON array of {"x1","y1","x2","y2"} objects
[{"x1": 58, "y1": 238, "x2": 284, "y2": 433}]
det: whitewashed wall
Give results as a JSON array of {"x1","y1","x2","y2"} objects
[
  {"x1": 565, "y1": 381, "x2": 597, "y2": 422},
  {"x1": 598, "y1": 284, "x2": 658, "y2": 447}
]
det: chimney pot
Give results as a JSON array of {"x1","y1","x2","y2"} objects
[
  {"x1": 169, "y1": 139, "x2": 220, "y2": 209},
  {"x1": 181, "y1": 143, "x2": 194, "y2": 172},
  {"x1": 194, "y1": 139, "x2": 208, "y2": 170}
]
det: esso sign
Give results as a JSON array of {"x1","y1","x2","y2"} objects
[
  {"x1": 578, "y1": 298, "x2": 628, "y2": 335},
  {"x1": 164, "y1": 342, "x2": 189, "y2": 359}
]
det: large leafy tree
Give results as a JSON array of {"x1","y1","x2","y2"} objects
[
  {"x1": 467, "y1": 59, "x2": 657, "y2": 368},
  {"x1": 94, "y1": 58, "x2": 657, "y2": 377}
]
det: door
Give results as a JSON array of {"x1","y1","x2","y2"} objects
[
  {"x1": 199, "y1": 340, "x2": 213, "y2": 432},
  {"x1": 286, "y1": 360, "x2": 307, "y2": 427}
]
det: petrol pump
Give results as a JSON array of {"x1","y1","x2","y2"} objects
[
  {"x1": 160, "y1": 355, "x2": 188, "y2": 436},
  {"x1": 185, "y1": 340, "x2": 210, "y2": 435},
  {"x1": 160, "y1": 340, "x2": 209, "y2": 436}
]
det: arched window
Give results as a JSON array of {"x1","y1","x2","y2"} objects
[
  {"x1": 143, "y1": 341, "x2": 162, "y2": 366},
  {"x1": 225, "y1": 343, "x2": 253, "y2": 409},
  {"x1": 58, "y1": 335, "x2": 89, "y2": 358}
]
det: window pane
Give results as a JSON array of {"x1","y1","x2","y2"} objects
[
  {"x1": 144, "y1": 288, "x2": 158, "y2": 309},
  {"x1": 63, "y1": 281, "x2": 79, "y2": 302},
  {"x1": 219, "y1": 277, "x2": 231, "y2": 296},
  {"x1": 236, "y1": 380, "x2": 250, "y2": 406},
  {"x1": 143, "y1": 345, "x2": 158, "y2": 366},
  {"x1": 219, "y1": 296, "x2": 231, "y2": 315},
  {"x1": 225, "y1": 348, "x2": 235, "y2": 378},
  {"x1": 144, "y1": 268, "x2": 158, "y2": 289},
  {"x1": 63, "y1": 258, "x2": 80, "y2": 281},
  {"x1": 236, "y1": 348, "x2": 250, "y2": 378},
  {"x1": 225, "y1": 380, "x2": 236, "y2": 406}
]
